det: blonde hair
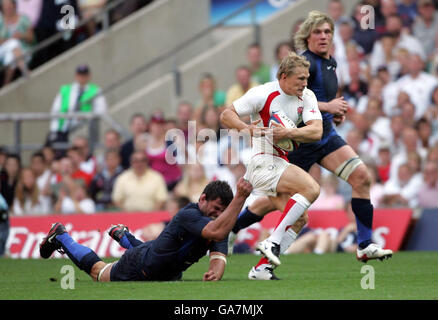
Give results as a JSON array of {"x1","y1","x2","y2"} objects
[
  {"x1": 276, "y1": 51, "x2": 310, "y2": 80},
  {"x1": 294, "y1": 10, "x2": 334, "y2": 52}
]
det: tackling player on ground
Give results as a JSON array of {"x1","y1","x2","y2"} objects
[
  {"x1": 230, "y1": 11, "x2": 393, "y2": 280},
  {"x1": 39, "y1": 179, "x2": 252, "y2": 282},
  {"x1": 220, "y1": 51, "x2": 323, "y2": 272}
]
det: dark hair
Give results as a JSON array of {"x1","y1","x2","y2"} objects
[
  {"x1": 202, "y1": 180, "x2": 233, "y2": 207},
  {"x1": 6, "y1": 153, "x2": 21, "y2": 166},
  {"x1": 31, "y1": 151, "x2": 45, "y2": 162}
]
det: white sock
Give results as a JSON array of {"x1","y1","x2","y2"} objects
[
  {"x1": 268, "y1": 193, "x2": 310, "y2": 245},
  {"x1": 280, "y1": 228, "x2": 298, "y2": 254}
]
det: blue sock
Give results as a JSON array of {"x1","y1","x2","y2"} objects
[
  {"x1": 232, "y1": 206, "x2": 263, "y2": 234},
  {"x1": 55, "y1": 233, "x2": 101, "y2": 274},
  {"x1": 351, "y1": 198, "x2": 373, "y2": 249},
  {"x1": 119, "y1": 232, "x2": 143, "y2": 249}
]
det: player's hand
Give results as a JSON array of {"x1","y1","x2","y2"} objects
[
  {"x1": 246, "y1": 119, "x2": 270, "y2": 137},
  {"x1": 203, "y1": 270, "x2": 219, "y2": 281},
  {"x1": 327, "y1": 97, "x2": 349, "y2": 115},
  {"x1": 270, "y1": 121, "x2": 291, "y2": 143},
  {"x1": 235, "y1": 177, "x2": 253, "y2": 199}
]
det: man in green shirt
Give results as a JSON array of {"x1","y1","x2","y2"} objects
[{"x1": 48, "y1": 64, "x2": 107, "y2": 145}]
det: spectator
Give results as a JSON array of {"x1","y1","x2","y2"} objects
[
  {"x1": 397, "y1": 0, "x2": 418, "y2": 29},
  {"x1": 425, "y1": 86, "x2": 438, "y2": 134},
  {"x1": 311, "y1": 174, "x2": 345, "y2": 210},
  {"x1": 341, "y1": 59, "x2": 368, "y2": 107},
  {"x1": 417, "y1": 161, "x2": 438, "y2": 208},
  {"x1": 381, "y1": 162, "x2": 423, "y2": 207},
  {"x1": 12, "y1": 167, "x2": 51, "y2": 215},
  {"x1": 88, "y1": 149, "x2": 123, "y2": 211},
  {"x1": 0, "y1": 153, "x2": 21, "y2": 207},
  {"x1": 78, "y1": 0, "x2": 107, "y2": 36},
  {"x1": 356, "y1": 77, "x2": 384, "y2": 114},
  {"x1": 112, "y1": 151, "x2": 168, "y2": 212},
  {"x1": 0, "y1": 0, "x2": 33, "y2": 85},
  {"x1": 54, "y1": 181, "x2": 95, "y2": 214},
  {"x1": 376, "y1": 0, "x2": 399, "y2": 35},
  {"x1": 376, "y1": 143, "x2": 392, "y2": 183},
  {"x1": 41, "y1": 145, "x2": 56, "y2": 167},
  {"x1": 65, "y1": 147, "x2": 93, "y2": 186},
  {"x1": 29, "y1": 151, "x2": 51, "y2": 196},
  {"x1": 0, "y1": 147, "x2": 7, "y2": 172},
  {"x1": 0, "y1": 192, "x2": 8, "y2": 257},
  {"x1": 225, "y1": 65, "x2": 258, "y2": 108},
  {"x1": 72, "y1": 135, "x2": 97, "y2": 175},
  {"x1": 120, "y1": 113, "x2": 147, "y2": 169},
  {"x1": 389, "y1": 127, "x2": 427, "y2": 183},
  {"x1": 370, "y1": 14, "x2": 425, "y2": 76},
  {"x1": 174, "y1": 163, "x2": 210, "y2": 203},
  {"x1": 17, "y1": 0, "x2": 42, "y2": 27},
  {"x1": 193, "y1": 73, "x2": 226, "y2": 124},
  {"x1": 334, "y1": 17, "x2": 365, "y2": 87},
  {"x1": 176, "y1": 100, "x2": 193, "y2": 142},
  {"x1": 201, "y1": 106, "x2": 221, "y2": 137},
  {"x1": 246, "y1": 43, "x2": 270, "y2": 85},
  {"x1": 413, "y1": 0, "x2": 438, "y2": 61},
  {"x1": 270, "y1": 41, "x2": 292, "y2": 82},
  {"x1": 33, "y1": 0, "x2": 81, "y2": 66},
  {"x1": 388, "y1": 114, "x2": 405, "y2": 155},
  {"x1": 351, "y1": 1, "x2": 378, "y2": 55},
  {"x1": 95, "y1": 129, "x2": 121, "y2": 171},
  {"x1": 395, "y1": 54, "x2": 438, "y2": 120},
  {"x1": 416, "y1": 117, "x2": 438, "y2": 149},
  {"x1": 427, "y1": 144, "x2": 438, "y2": 162},
  {"x1": 48, "y1": 64, "x2": 107, "y2": 146},
  {"x1": 50, "y1": 155, "x2": 91, "y2": 207},
  {"x1": 146, "y1": 112, "x2": 182, "y2": 191}
]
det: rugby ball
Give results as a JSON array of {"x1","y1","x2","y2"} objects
[{"x1": 269, "y1": 111, "x2": 300, "y2": 152}]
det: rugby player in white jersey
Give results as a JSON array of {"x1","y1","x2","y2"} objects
[{"x1": 220, "y1": 52, "x2": 323, "y2": 272}]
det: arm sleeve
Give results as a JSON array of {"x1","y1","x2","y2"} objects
[
  {"x1": 232, "y1": 86, "x2": 265, "y2": 117},
  {"x1": 302, "y1": 89, "x2": 322, "y2": 123},
  {"x1": 50, "y1": 93, "x2": 62, "y2": 132},
  {"x1": 210, "y1": 238, "x2": 228, "y2": 255},
  {"x1": 178, "y1": 209, "x2": 212, "y2": 237}
]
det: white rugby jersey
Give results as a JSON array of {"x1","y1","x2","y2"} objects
[{"x1": 233, "y1": 80, "x2": 322, "y2": 158}]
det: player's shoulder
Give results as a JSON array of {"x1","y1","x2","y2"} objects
[
  {"x1": 302, "y1": 87, "x2": 317, "y2": 100},
  {"x1": 176, "y1": 203, "x2": 203, "y2": 219}
]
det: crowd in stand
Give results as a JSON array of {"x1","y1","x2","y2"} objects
[
  {"x1": 0, "y1": 0, "x2": 154, "y2": 87},
  {"x1": 1, "y1": 0, "x2": 438, "y2": 221}
]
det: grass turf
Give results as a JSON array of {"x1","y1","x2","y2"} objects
[{"x1": 0, "y1": 251, "x2": 437, "y2": 300}]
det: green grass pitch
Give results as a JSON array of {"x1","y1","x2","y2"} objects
[{"x1": 1, "y1": 251, "x2": 437, "y2": 300}]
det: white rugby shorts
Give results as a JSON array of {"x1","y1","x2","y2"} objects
[{"x1": 244, "y1": 153, "x2": 291, "y2": 197}]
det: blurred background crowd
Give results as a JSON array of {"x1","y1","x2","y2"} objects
[{"x1": 1, "y1": 0, "x2": 438, "y2": 251}]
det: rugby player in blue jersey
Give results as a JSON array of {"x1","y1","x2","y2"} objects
[
  {"x1": 39, "y1": 178, "x2": 252, "y2": 282},
  {"x1": 230, "y1": 11, "x2": 392, "y2": 280}
]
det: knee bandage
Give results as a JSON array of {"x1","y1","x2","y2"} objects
[{"x1": 334, "y1": 156, "x2": 363, "y2": 181}]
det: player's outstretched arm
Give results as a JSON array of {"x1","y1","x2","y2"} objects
[
  {"x1": 201, "y1": 178, "x2": 253, "y2": 242},
  {"x1": 203, "y1": 252, "x2": 227, "y2": 281}
]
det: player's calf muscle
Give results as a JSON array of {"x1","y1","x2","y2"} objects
[{"x1": 348, "y1": 165, "x2": 372, "y2": 196}]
